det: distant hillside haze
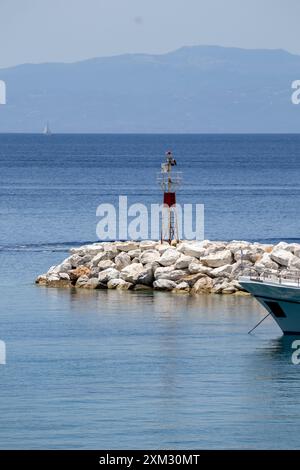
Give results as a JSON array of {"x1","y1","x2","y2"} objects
[{"x1": 0, "y1": 45, "x2": 299, "y2": 133}]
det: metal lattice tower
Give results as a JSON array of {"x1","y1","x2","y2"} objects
[{"x1": 157, "y1": 151, "x2": 182, "y2": 244}]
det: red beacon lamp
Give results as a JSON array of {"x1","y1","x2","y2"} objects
[{"x1": 157, "y1": 151, "x2": 182, "y2": 244}]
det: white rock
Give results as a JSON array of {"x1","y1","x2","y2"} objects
[
  {"x1": 107, "y1": 278, "x2": 132, "y2": 289},
  {"x1": 70, "y1": 243, "x2": 104, "y2": 256},
  {"x1": 69, "y1": 247, "x2": 83, "y2": 255},
  {"x1": 90, "y1": 266, "x2": 100, "y2": 277},
  {"x1": 86, "y1": 244, "x2": 105, "y2": 254},
  {"x1": 201, "y1": 250, "x2": 232, "y2": 268},
  {"x1": 52, "y1": 258, "x2": 73, "y2": 273},
  {"x1": 211, "y1": 280, "x2": 231, "y2": 294},
  {"x1": 233, "y1": 249, "x2": 259, "y2": 263},
  {"x1": 258, "y1": 243, "x2": 273, "y2": 251},
  {"x1": 255, "y1": 252, "x2": 278, "y2": 271},
  {"x1": 173, "y1": 282, "x2": 190, "y2": 292},
  {"x1": 80, "y1": 278, "x2": 101, "y2": 289},
  {"x1": 128, "y1": 249, "x2": 142, "y2": 258},
  {"x1": 272, "y1": 242, "x2": 289, "y2": 252},
  {"x1": 68, "y1": 254, "x2": 87, "y2": 268},
  {"x1": 159, "y1": 249, "x2": 180, "y2": 266},
  {"x1": 116, "y1": 282, "x2": 133, "y2": 290},
  {"x1": 140, "y1": 240, "x2": 157, "y2": 251},
  {"x1": 98, "y1": 259, "x2": 116, "y2": 270},
  {"x1": 69, "y1": 254, "x2": 82, "y2": 268},
  {"x1": 120, "y1": 263, "x2": 145, "y2": 283},
  {"x1": 158, "y1": 269, "x2": 187, "y2": 282},
  {"x1": 92, "y1": 251, "x2": 115, "y2": 264},
  {"x1": 103, "y1": 244, "x2": 118, "y2": 257},
  {"x1": 188, "y1": 261, "x2": 211, "y2": 275},
  {"x1": 155, "y1": 243, "x2": 171, "y2": 254},
  {"x1": 154, "y1": 266, "x2": 174, "y2": 280},
  {"x1": 49, "y1": 261, "x2": 73, "y2": 274},
  {"x1": 76, "y1": 275, "x2": 89, "y2": 287},
  {"x1": 115, "y1": 241, "x2": 140, "y2": 252},
  {"x1": 139, "y1": 250, "x2": 161, "y2": 265},
  {"x1": 47, "y1": 273, "x2": 60, "y2": 282},
  {"x1": 177, "y1": 242, "x2": 206, "y2": 259},
  {"x1": 285, "y1": 243, "x2": 300, "y2": 253},
  {"x1": 227, "y1": 241, "x2": 250, "y2": 251},
  {"x1": 81, "y1": 254, "x2": 93, "y2": 265},
  {"x1": 289, "y1": 256, "x2": 300, "y2": 270},
  {"x1": 153, "y1": 279, "x2": 177, "y2": 290},
  {"x1": 91, "y1": 252, "x2": 106, "y2": 266},
  {"x1": 210, "y1": 264, "x2": 233, "y2": 278},
  {"x1": 292, "y1": 245, "x2": 300, "y2": 258},
  {"x1": 144, "y1": 261, "x2": 160, "y2": 272},
  {"x1": 98, "y1": 268, "x2": 120, "y2": 283},
  {"x1": 204, "y1": 242, "x2": 227, "y2": 254},
  {"x1": 115, "y1": 252, "x2": 131, "y2": 270},
  {"x1": 271, "y1": 249, "x2": 294, "y2": 267},
  {"x1": 175, "y1": 254, "x2": 194, "y2": 269},
  {"x1": 59, "y1": 273, "x2": 70, "y2": 280}
]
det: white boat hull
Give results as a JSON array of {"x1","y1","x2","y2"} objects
[{"x1": 239, "y1": 278, "x2": 300, "y2": 335}]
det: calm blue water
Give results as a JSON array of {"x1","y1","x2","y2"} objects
[{"x1": 1, "y1": 134, "x2": 300, "y2": 449}]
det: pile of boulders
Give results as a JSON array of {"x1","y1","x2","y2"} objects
[{"x1": 35, "y1": 240, "x2": 300, "y2": 295}]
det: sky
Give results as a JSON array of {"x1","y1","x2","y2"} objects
[{"x1": 0, "y1": 0, "x2": 300, "y2": 68}]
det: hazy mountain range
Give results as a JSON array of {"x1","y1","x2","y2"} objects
[{"x1": 0, "y1": 45, "x2": 299, "y2": 133}]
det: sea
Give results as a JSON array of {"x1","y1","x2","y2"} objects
[{"x1": 1, "y1": 133, "x2": 300, "y2": 449}]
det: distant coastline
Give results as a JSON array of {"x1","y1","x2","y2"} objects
[{"x1": 0, "y1": 45, "x2": 299, "y2": 133}]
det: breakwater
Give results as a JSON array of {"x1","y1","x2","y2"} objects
[{"x1": 35, "y1": 240, "x2": 300, "y2": 295}]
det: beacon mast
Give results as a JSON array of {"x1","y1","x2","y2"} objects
[{"x1": 157, "y1": 151, "x2": 182, "y2": 244}]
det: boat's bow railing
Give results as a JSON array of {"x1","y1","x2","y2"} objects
[{"x1": 244, "y1": 268, "x2": 300, "y2": 287}]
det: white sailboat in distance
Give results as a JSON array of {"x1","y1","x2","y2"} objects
[{"x1": 43, "y1": 122, "x2": 52, "y2": 136}]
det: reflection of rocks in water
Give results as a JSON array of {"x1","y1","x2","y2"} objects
[{"x1": 40, "y1": 283, "x2": 260, "y2": 337}]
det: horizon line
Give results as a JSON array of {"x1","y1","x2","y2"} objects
[{"x1": 0, "y1": 131, "x2": 299, "y2": 136}]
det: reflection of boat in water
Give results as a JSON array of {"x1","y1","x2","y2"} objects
[
  {"x1": 240, "y1": 271, "x2": 300, "y2": 335},
  {"x1": 43, "y1": 122, "x2": 52, "y2": 136}
]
